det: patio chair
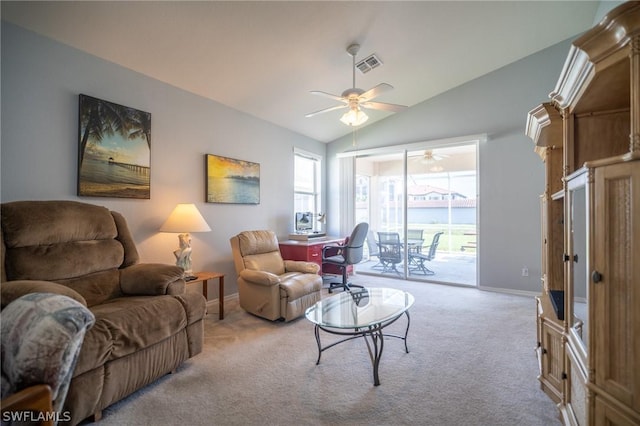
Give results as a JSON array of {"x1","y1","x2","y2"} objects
[
  {"x1": 377, "y1": 232, "x2": 402, "y2": 275},
  {"x1": 365, "y1": 230, "x2": 382, "y2": 269},
  {"x1": 406, "y1": 229, "x2": 424, "y2": 267},
  {"x1": 409, "y1": 231, "x2": 443, "y2": 275},
  {"x1": 407, "y1": 229, "x2": 424, "y2": 243}
]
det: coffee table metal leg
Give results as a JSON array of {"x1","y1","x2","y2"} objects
[
  {"x1": 314, "y1": 324, "x2": 322, "y2": 365},
  {"x1": 363, "y1": 327, "x2": 384, "y2": 386}
]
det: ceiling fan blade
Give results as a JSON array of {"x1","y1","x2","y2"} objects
[
  {"x1": 305, "y1": 104, "x2": 348, "y2": 118},
  {"x1": 360, "y1": 101, "x2": 408, "y2": 112},
  {"x1": 360, "y1": 83, "x2": 394, "y2": 101},
  {"x1": 310, "y1": 91, "x2": 347, "y2": 102}
]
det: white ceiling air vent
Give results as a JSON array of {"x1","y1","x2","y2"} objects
[{"x1": 355, "y1": 54, "x2": 382, "y2": 74}]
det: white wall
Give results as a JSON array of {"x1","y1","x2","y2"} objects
[
  {"x1": 327, "y1": 37, "x2": 575, "y2": 293},
  {"x1": 593, "y1": 1, "x2": 625, "y2": 23},
  {"x1": 0, "y1": 22, "x2": 326, "y2": 296}
]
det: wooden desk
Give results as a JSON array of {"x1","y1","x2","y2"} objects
[
  {"x1": 279, "y1": 237, "x2": 349, "y2": 275},
  {"x1": 187, "y1": 272, "x2": 225, "y2": 320}
]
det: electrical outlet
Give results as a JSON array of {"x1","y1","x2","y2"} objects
[{"x1": 522, "y1": 267, "x2": 529, "y2": 277}]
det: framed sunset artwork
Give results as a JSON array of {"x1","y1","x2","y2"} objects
[{"x1": 206, "y1": 154, "x2": 260, "y2": 204}]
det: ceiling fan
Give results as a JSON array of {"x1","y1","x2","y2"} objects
[
  {"x1": 305, "y1": 43, "x2": 407, "y2": 126},
  {"x1": 421, "y1": 150, "x2": 449, "y2": 164}
]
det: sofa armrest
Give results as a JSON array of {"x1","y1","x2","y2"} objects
[
  {"x1": 173, "y1": 291, "x2": 207, "y2": 326},
  {"x1": 1, "y1": 280, "x2": 87, "y2": 309},
  {"x1": 284, "y1": 260, "x2": 320, "y2": 275},
  {"x1": 239, "y1": 270, "x2": 281, "y2": 286},
  {"x1": 120, "y1": 263, "x2": 186, "y2": 296}
]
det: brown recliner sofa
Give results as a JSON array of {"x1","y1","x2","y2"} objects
[
  {"x1": 0, "y1": 200, "x2": 207, "y2": 425},
  {"x1": 230, "y1": 230, "x2": 322, "y2": 322}
]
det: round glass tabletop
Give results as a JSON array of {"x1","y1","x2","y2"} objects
[{"x1": 305, "y1": 287, "x2": 414, "y2": 329}]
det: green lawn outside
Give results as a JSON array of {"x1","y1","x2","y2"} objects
[{"x1": 382, "y1": 224, "x2": 477, "y2": 253}]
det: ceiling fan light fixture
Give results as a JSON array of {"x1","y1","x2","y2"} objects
[
  {"x1": 306, "y1": 42, "x2": 406, "y2": 124},
  {"x1": 422, "y1": 151, "x2": 435, "y2": 164},
  {"x1": 421, "y1": 149, "x2": 448, "y2": 164},
  {"x1": 340, "y1": 108, "x2": 368, "y2": 126}
]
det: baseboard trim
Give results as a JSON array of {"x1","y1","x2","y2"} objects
[
  {"x1": 477, "y1": 285, "x2": 539, "y2": 298},
  {"x1": 204, "y1": 293, "x2": 238, "y2": 309}
]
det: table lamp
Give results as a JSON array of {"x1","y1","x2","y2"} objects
[{"x1": 160, "y1": 203, "x2": 211, "y2": 281}]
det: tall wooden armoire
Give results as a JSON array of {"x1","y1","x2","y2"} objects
[{"x1": 526, "y1": 3, "x2": 640, "y2": 425}]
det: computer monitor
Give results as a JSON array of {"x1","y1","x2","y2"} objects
[{"x1": 295, "y1": 212, "x2": 313, "y2": 233}]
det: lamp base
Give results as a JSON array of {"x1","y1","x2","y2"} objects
[{"x1": 184, "y1": 275, "x2": 198, "y2": 281}]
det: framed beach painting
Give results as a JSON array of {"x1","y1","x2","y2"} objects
[
  {"x1": 206, "y1": 154, "x2": 260, "y2": 204},
  {"x1": 77, "y1": 94, "x2": 151, "y2": 199}
]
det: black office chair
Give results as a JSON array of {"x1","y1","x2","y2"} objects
[{"x1": 322, "y1": 222, "x2": 369, "y2": 293}]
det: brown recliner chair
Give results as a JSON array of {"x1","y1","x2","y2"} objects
[
  {"x1": 230, "y1": 230, "x2": 322, "y2": 321},
  {"x1": 1, "y1": 200, "x2": 207, "y2": 425}
]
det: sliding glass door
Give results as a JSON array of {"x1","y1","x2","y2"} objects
[{"x1": 355, "y1": 142, "x2": 477, "y2": 286}]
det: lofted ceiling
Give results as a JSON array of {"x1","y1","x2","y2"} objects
[{"x1": 1, "y1": 1, "x2": 601, "y2": 143}]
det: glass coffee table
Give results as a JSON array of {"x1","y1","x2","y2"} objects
[{"x1": 305, "y1": 287, "x2": 414, "y2": 386}]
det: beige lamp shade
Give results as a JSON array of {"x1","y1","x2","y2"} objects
[{"x1": 160, "y1": 204, "x2": 211, "y2": 233}]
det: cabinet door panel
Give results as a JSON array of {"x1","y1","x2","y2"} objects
[
  {"x1": 594, "y1": 395, "x2": 640, "y2": 426},
  {"x1": 541, "y1": 321, "x2": 564, "y2": 398},
  {"x1": 593, "y1": 162, "x2": 640, "y2": 411}
]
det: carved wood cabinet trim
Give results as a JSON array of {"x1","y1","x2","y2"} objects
[{"x1": 526, "y1": 3, "x2": 640, "y2": 424}]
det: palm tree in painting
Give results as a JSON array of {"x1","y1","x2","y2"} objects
[
  {"x1": 79, "y1": 95, "x2": 151, "y2": 167},
  {"x1": 127, "y1": 109, "x2": 151, "y2": 149},
  {"x1": 79, "y1": 95, "x2": 130, "y2": 168}
]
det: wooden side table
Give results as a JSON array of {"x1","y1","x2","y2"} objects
[{"x1": 187, "y1": 272, "x2": 225, "y2": 320}]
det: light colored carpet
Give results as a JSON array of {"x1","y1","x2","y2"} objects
[{"x1": 96, "y1": 275, "x2": 561, "y2": 426}]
